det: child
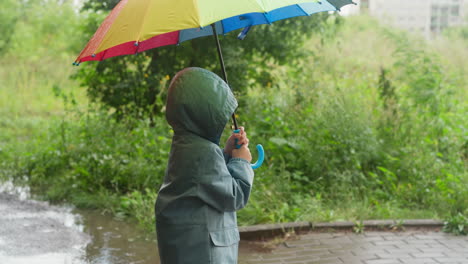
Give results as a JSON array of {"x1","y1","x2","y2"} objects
[{"x1": 155, "y1": 67, "x2": 255, "y2": 264}]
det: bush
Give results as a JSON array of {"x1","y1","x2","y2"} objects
[
  {"x1": 444, "y1": 213, "x2": 468, "y2": 236},
  {"x1": 8, "y1": 110, "x2": 171, "y2": 203}
]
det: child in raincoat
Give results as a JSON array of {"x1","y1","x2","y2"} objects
[{"x1": 155, "y1": 67, "x2": 255, "y2": 264}]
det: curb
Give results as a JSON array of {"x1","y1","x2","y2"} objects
[{"x1": 239, "y1": 219, "x2": 444, "y2": 240}]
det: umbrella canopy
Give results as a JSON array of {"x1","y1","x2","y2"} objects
[{"x1": 74, "y1": 0, "x2": 354, "y2": 64}]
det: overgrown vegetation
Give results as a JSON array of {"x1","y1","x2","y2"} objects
[
  {"x1": 1, "y1": 0, "x2": 467, "y2": 234},
  {"x1": 444, "y1": 213, "x2": 468, "y2": 236}
]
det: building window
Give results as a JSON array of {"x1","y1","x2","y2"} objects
[
  {"x1": 451, "y1": 6, "x2": 459, "y2": 16},
  {"x1": 441, "y1": 6, "x2": 449, "y2": 15}
]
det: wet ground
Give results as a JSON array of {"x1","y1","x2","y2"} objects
[
  {"x1": 0, "y1": 182, "x2": 86, "y2": 264},
  {"x1": 239, "y1": 231, "x2": 468, "y2": 264},
  {"x1": 0, "y1": 181, "x2": 253, "y2": 264},
  {"x1": 0, "y1": 181, "x2": 161, "y2": 264},
  {"x1": 1, "y1": 181, "x2": 467, "y2": 264},
  {"x1": 77, "y1": 210, "x2": 161, "y2": 264}
]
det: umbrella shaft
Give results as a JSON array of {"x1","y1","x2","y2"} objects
[
  {"x1": 211, "y1": 24, "x2": 228, "y2": 84},
  {"x1": 211, "y1": 23, "x2": 239, "y2": 130}
]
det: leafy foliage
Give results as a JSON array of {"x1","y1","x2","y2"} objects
[
  {"x1": 5, "y1": 0, "x2": 82, "y2": 60},
  {"x1": 17, "y1": 110, "x2": 171, "y2": 201},
  {"x1": 444, "y1": 213, "x2": 468, "y2": 235}
]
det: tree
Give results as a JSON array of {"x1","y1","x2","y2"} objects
[{"x1": 75, "y1": 0, "x2": 333, "y2": 122}]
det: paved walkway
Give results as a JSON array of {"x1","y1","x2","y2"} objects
[{"x1": 239, "y1": 231, "x2": 468, "y2": 264}]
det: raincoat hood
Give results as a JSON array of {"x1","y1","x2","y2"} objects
[{"x1": 166, "y1": 67, "x2": 238, "y2": 144}]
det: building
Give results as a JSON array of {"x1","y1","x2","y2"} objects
[
  {"x1": 341, "y1": 0, "x2": 467, "y2": 39},
  {"x1": 429, "y1": 0, "x2": 467, "y2": 35},
  {"x1": 369, "y1": 0, "x2": 432, "y2": 38}
]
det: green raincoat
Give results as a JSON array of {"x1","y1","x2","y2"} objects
[{"x1": 155, "y1": 67, "x2": 255, "y2": 264}]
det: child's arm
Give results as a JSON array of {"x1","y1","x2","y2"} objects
[{"x1": 196, "y1": 147, "x2": 254, "y2": 212}]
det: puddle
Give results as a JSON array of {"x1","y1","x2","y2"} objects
[
  {"x1": 0, "y1": 181, "x2": 159, "y2": 264},
  {"x1": 78, "y1": 210, "x2": 160, "y2": 264},
  {"x1": 0, "y1": 180, "x2": 256, "y2": 264},
  {"x1": 0, "y1": 181, "x2": 89, "y2": 264}
]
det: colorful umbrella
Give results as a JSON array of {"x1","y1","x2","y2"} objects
[
  {"x1": 74, "y1": 0, "x2": 354, "y2": 64},
  {"x1": 74, "y1": 0, "x2": 356, "y2": 169}
]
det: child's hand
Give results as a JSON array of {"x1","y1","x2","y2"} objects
[
  {"x1": 232, "y1": 144, "x2": 252, "y2": 163},
  {"x1": 224, "y1": 127, "x2": 249, "y2": 156}
]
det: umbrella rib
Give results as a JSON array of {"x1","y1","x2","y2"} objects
[
  {"x1": 100, "y1": 48, "x2": 109, "y2": 61},
  {"x1": 219, "y1": 21, "x2": 225, "y2": 36},
  {"x1": 253, "y1": 0, "x2": 267, "y2": 12},
  {"x1": 296, "y1": 4, "x2": 310, "y2": 16},
  {"x1": 136, "y1": 0, "x2": 154, "y2": 43},
  {"x1": 262, "y1": 12, "x2": 272, "y2": 24}
]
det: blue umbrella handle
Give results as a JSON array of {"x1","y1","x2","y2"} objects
[
  {"x1": 233, "y1": 129, "x2": 242, "y2": 149},
  {"x1": 233, "y1": 129, "x2": 264, "y2": 170},
  {"x1": 251, "y1": 144, "x2": 264, "y2": 170}
]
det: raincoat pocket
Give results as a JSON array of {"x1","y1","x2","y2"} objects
[
  {"x1": 209, "y1": 228, "x2": 240, "y2": 246},
  {"x1": 156, "y1": 222, "x2": 210, "y2": 264},
  {"x1": 209, "y1": 228, "x2": 240, "y2": 263}
]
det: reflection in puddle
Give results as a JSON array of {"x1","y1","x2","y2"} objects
[{"x1": 78, "y1": 210, "x2": 160, "y2": 264}]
